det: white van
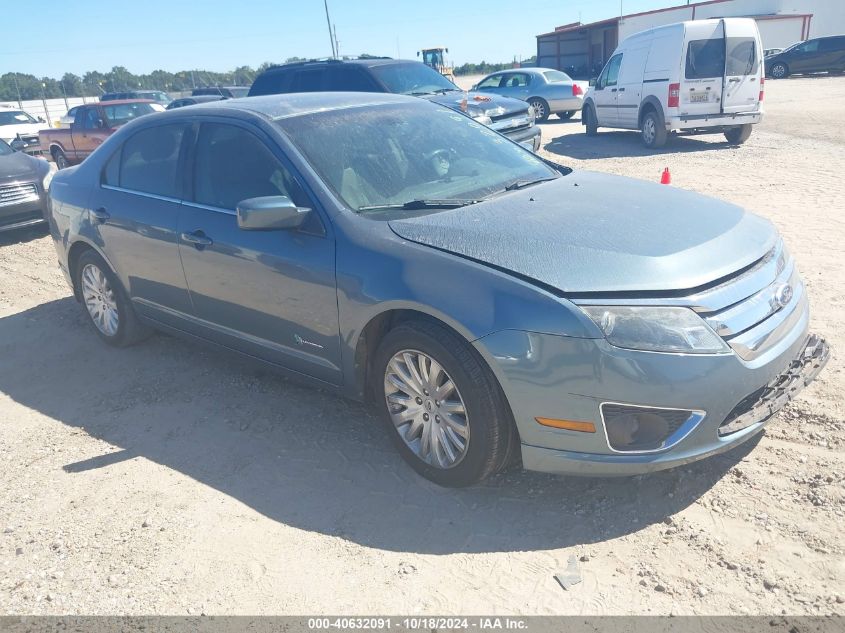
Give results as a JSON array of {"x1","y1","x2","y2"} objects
[{"x1": 582, "y1": 18, "x2": 764, "y2": 148}]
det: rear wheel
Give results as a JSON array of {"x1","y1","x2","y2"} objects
[
  {"x1": 52, "y1": 148, "x2": 69, "y2": 170},
  {"x1": 75, "y1": 250, "x2": 149, "y2": 347},
  {"x1": 641, "y1": 109, "x2": 668, "y2": 149},
  {"x1": 557, "y1": 111, "x2": 575, "y2": 120},
  {"x1": 374, "y1": 321, "x2": 515, "y2": 487},
  {"x1": 528, "y1": 97, "x2": 550, "y2": 122},
  {"x1": 724, "y1": 124, "x2": 753, "y2": 145},
  {"x1": 770, "y1": 62, "x2": 789, "y2": 79},
  {"x1": 583, "y1": 104, "x2": 599, "y2": 136}
]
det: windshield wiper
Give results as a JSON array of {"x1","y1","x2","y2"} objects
[
  {"x1": 431, "y1": 88, "x2": 461, "y2": 94},
  {"x1": 501, "y1": 176, "x2": 559, "y2": 192},
  {"x1": 357, "y1": 199, "x2": 480, "y2": 213}
]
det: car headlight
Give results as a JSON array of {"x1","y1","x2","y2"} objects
[
  {"x1": 472, "y1": 114, "x2": 493, "y2": 126},
  {"x1": 581, "y1": 306, "x2": 730, "y2": 354}
]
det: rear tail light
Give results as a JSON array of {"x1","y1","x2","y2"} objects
[
  {"x1": 668, "y1": 83, "x2": 680, "y2": 108},
  {"x1": 758, "y1": 77, "x2": 765, "y2": 102},
  {"x1": 572, "y1": 83, "x2": 584, "y2": 97}
]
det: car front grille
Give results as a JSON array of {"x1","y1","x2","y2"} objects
[
  {"x1": 489, "y1": 109, "x2": 534, "y2": 135},
  {"x1": 0, "y1": 182, "x2": 39, "y2": 208}
]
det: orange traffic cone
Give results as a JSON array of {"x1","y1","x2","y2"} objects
[{"x1": 660, "y1": 167, "x2": 671, "y2": 185}]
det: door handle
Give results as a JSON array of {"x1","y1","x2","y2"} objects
[
  {"x1": 181, "y1": 230, "x2": 213, "y2": 248},
  {"x1": 91, "y1": 207, "x2": 110, "y2": 223},
  {"x1": 618, "y1": 87, "x2": 626, "y2": 92},
  {"x1": 728, "y1": 78, "x2": 741, "y2": 82},
  {"x1": 611, "y1": 88, "x2": 618, "y2": 92}
]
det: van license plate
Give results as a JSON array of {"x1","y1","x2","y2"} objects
[{"x1": 690, "y1": 93, "x2": 709, "y2": 103}]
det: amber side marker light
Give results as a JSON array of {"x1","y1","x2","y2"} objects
[{"x1": 535, "y1": 417, "x2": 596, "y2": 433}]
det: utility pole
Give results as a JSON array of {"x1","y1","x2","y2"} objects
[
  {"x1": 324, "y1": 0, "x2": 337, "y2": 58},
  {"x1": 333, "y1": 24, "x2": 340, "y2": 58},
  {"x1": 12, "y1": 73, "x2": 22, "y2": 108}
]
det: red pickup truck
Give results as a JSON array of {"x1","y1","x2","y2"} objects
[{"x1": 39, "y1": 100, "x2": 159, "y2": 168}]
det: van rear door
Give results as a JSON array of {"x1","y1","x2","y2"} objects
[
  {"x1": 680, "y1": 21, "x2": 724, "y2": 117},
  {"x1": 722, "y1": 18, "x2": 762, "y2": 113}
]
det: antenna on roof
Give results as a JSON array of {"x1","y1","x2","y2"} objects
[{"x1": 324, "y1": 0, "x2": 337, "y2": 58}]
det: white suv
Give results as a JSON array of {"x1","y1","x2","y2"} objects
[{"x1": 582, "y1": 18, "x2": 764, "y2": 148}]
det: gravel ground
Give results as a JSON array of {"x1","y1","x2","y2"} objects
[{"x1": 1, "y1": 75, "x2": 843, "y2": 615}]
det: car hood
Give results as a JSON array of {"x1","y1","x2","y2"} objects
[
  {"x1": 0, "y1": 122, "x2": 43, "y2": 141},
  {"x1": 387, "y1": 171, "x2": 778, "y2": 294},
  {"x1": 0, "y1": 151, "x2": 40, "y2": 183},
  {"x1": 422, "y1": 91, "x2": 530, "y2": 117}
]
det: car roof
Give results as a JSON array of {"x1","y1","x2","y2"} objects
[
  {"x1": 162, "y1": 91, "x2": 420, "y2": 120},
  {"x1": 183, "y1": 95, "x2": 226, "y2": 102},
  {"x1": 96, "y1": 99, "x2": 155, "y2": 106},
  {"x1": 263, "y1": 58, "x2": 414, "y2": 73}
]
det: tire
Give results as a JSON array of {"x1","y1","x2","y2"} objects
[
  {"x1": 374, "y1": 320, "x2": 516, "y2": 487},
  {"x1": 557, "y1": 110, "x2": 575, "y2": 120},
  {"x1": 74, "y1": 250, "x2": 149, "y2": 347},
  {"x1": 583, "y1": 104, "x2": 599, "y2": 136},
  {"x1": 528, "y1": 97, "x2": 550, "y2": 122},
  {"x1": 724, "y1": 124, "x2": 753, "y2": 145},
  {"x1": 640, "y1": 109, "x2": 668, "y2": 149},
  {"x1": 770, "y1": 62, "x2": 789, "y2": 79},
  {"x1": 52, "y1": 147, "x2": 70, "y2": 170}
]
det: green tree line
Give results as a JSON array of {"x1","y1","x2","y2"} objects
[{"x1": 1, "y1": 55, "x2": 537, "y2": 101}]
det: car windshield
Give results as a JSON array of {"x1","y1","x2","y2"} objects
[
  {"x1": 227, "y1": 87, "x2": 249, "y2": 98},
  {"x1": 542, "y1": 70, "x2": 572, "y2": 83},
  {"x1": 101, "y1": 102, "x2": 156, "y2": 127},
  {"x1": 0, "y1": 110, "x2": 38, "y2": 126},
  {"x1": 368, "y1": 63, "x2": 460, "y2": 96},
  {"x1": 0, "y1": 139, "x2": 12, "y2": 155},
  {"x1": 277, "y1": 102, "x2": 559, "y2": 216}
]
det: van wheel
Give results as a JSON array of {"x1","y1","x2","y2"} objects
[
  {"x1": 374, "y1": 320, "x2": 515, "y2": 487},
  {"x1": 724, "y1": 124, "x2": 752, "y2": 145},
  {"x1": 528, "y1": 98, "x2": 550, "y2": 122},
  {"x1": 641, "y1": 110, "x2": 667, "y2": 149},
  {"x1": 770, "y1": 62, "x2": 789, "y2": 79},
  {"x1": 557, "y1": 111, "x2": 575, "y2": 120},
  {"x1": 584, "y1": 105, "x2": 599, "y2": 136}
]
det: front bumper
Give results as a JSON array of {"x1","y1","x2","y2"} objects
[
  {"x1": 474, "y1": 314, "x2": 829, "y2": 476},
  {"x1": 0, "y1": 184, "x2": 46, "y2": 233},
  {"x1": 506, "y1": 125, "x2": 542, "y2": 152}
]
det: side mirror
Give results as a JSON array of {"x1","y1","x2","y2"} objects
[
  {"x1": 10, "y1": 139, "x2": 25, "y2": 152},
  {"x1": 38, "y1": 116, "x2": 46, "y2": 123},
  {"x1": 589, "y1": 77, "x2": 597, "y2": 87},
  {"x1": 471, "y1": 84, "x2": 478, "y2": 91},
  {"x1": 96, "y1": 119, "x2": 106, "y2": 129},
  {"x1": 237, "y1": 196, "x2": 311, "y2": 231}
]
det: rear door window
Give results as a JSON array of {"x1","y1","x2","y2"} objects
[
  {"x1": 726, "y1": 37, "x2": 758, "y2": 75},
  {"x1": 820, "y1": 37, "x2": 845, "y2": 52},
  {"x1": 290, "y1": 70, "x2": 325, "y2": 92},
  {"x1": 119, "y1": 124, "x2": 186, "y2": 198},
  {"x1": 686, "y1": 38, "x2": 726, "y2": 78},
  {"x1": 328, "y1": 67, "x2": 381, "y2": 91}
]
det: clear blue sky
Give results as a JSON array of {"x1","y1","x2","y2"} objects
[{"x1": 1, "y1": 0, "x2": 684, "y2": 77}]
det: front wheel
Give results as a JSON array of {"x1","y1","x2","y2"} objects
[
  {"x1": 53, "y1": 148, "x2": 70, "y2": 170},
  {"x1": 583, "y1": 105, "x2": 599, "y2": 136},
  {"x1": 374, "y1": 321, "x2": 516, "y2": 487},
  {"x1": 641, "y1": 110, "x2": 668, "y2": 149},
  {"x1": 528, "y1": 97, "x2": 550, "y2": 122},
  {"x1": 75, "y1": 250, "x2": 149, "y2": 347},
  {"x1": 724, "y1": 124, "x2": 753, "y2": 145}
]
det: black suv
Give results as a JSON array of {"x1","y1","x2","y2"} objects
[
  {"x1": 249, "y1": 58, "x2": 540, "y2": 152},
  {"x1": 765, "y1": 35, "x2": 845, "y2": 79}
]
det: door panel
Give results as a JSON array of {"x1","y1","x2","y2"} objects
[
  {"x1": 593, "y1": 54, "x2": 622, "y2": 126},
  {"x1": 616, "y1": 46, "x2": 648, "y2": 128},
  {"x1": 95, "y1": 123, "x2": 193, "y2": 321},
  {"x1": 177, "y1": 122, "x2": 341, "y2": 383},
  {"x1": 681, "y1": 22, "x2": 724, "y2": 116},
  {"x1": 722, "y1": 20, "x2": 762, "y2": 113},
  {"x1": 71, "y1": 107, "x2": 104, "y2": 161}
]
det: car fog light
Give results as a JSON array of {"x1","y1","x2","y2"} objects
[{"x1": 601, "y1": 404, "x2": 702, "y2": 452}]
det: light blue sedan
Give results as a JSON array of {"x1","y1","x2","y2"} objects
[
  {"x1": 473, "y1": 67, "x2": 586, "y2": 122},
  {"x1": 45, "y1": 92, "x2": 828, "y2": 487}
]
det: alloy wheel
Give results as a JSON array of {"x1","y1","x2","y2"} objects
[
  {"x1": 642, "y1": 117, "x2": 656, "y2": 145},
  {"x1": 384, "y1": 349, "x2": 470, "y2": 469},
  {"x1": 530, "y1": 100, "x2": 546, "y2": 120},
  {"x1": 81, "y1": 263, "x2": 119, "y2": 337}
]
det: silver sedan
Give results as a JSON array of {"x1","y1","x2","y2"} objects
[{"x1": 473, "y1": 67, "x2": 585, "y2": 122}]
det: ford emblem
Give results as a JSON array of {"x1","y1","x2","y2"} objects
[{"x1": 774, "y1": 283, "x2": 794, "y2": 308}]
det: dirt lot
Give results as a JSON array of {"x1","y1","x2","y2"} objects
[{"x1": 1, "y1": 76, "x2": 843, "y2": 616}]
